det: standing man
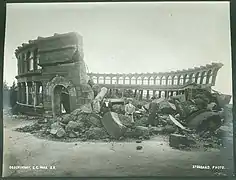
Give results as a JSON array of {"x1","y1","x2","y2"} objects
[{"x1": 125, "y1": 98, "x2": 136, "y2": 123}]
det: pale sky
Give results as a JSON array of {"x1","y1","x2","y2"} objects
[{"x1": 4, "y1": 2, "x2": 232, "y2": 96}]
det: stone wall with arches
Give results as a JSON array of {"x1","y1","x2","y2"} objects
[
  {"x1": 88, "y1": 63, "x2": 223, "y2": 87},
  {"x1": 88, "y1": 63, "x2": 223, "y2": 100}
]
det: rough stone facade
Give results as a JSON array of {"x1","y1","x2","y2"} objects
[{"x1": 15, "y1": 32, "x2": 93, "y2": 116}]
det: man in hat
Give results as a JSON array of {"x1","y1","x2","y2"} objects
[{"x1": 125, "y1": 98, "x2": 136, "y2": 123}]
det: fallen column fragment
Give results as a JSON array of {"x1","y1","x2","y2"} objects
[
  {"x1": 101, "y1": 112, "x2": 127, "y2": 139},
  {"x1": 92, "y1": 87, "x2": 108, "y2": 113}
]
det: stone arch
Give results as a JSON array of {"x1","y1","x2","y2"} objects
[
  {"x1": 161, "y1": 76, "x2": 166, "y2": 85},
  {"x1": 167, "y1": 76, "x2": 172, "y2": 85},
  {"x1": 143, "y1": 90, "x2": 147, "y2": 98},
  {"x1": 201, "y1": 71, "x2": 207, "y2": 84},
  {"x1": 173, "y1": 75, "x2": 178, "y2": 85},
  {"x1": 137, "y1": 77, "x2": 142, "y2": 85},
  {"x1": 179, "y1": 75, "x2": 184, "y2": 85},
  {"x1": 195, "y1": 72, "x2": 201, "y2": 84},
  {"x1": 118, "y1": 77, "x2": 123, "y2": 84},
  {"x1": 98, "y1": 76, "x2": 104, "y2": 84},
  {"x1": 125, "y1": 77, "x2": 130, "y2": 84},
  {"x1": 105, "y1": 76, "x2": 110, "y2": 84},
  {"x1": 112, "y1": 77, "x2": 117, "y2": 84},
  {"x1": 149, "y1": 77, "x2": 154, "y2": 85},
  {"x1": 192, "y1": 74, "x2": 196, "y2": 83},
  {"x1": 143, "y1": 77, "x2": 148, "y2": 85},
  {"x1": 48, "y1": 76, "x2": 77, "y2": 117},
  {"x1": 155, "y1": 91, "x2": 160, "y2": 98},
  {"x1": 131, "y1": 77, "x2": 136, "y2": 84},
  {"x1": 155, "y1": 76, "x2": 161, "y2": 85},
  {"x1": 161, "y1": 91, "x2": 165, "y2": 97},
  {"x1": 185, "y1": 74, "x2": 190, "y2": 84},
  {"x1": 149, "y1": 90, "x2": 153, "y2": 98},
  {"x1": 206, "y1": 70, "x2": 212, "y2": 84}
]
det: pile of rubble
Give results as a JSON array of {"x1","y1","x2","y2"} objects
[{"x1": 15, "y1": 84, "x2": 232, "y2": 150}]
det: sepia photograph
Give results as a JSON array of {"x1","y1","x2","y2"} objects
[{"x1": 2, "y1": 1, "x2": 234, "y2": 177}]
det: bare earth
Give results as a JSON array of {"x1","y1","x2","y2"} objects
[{"x1": 2, "y1": 114, "x2": 233, "y2": 177}]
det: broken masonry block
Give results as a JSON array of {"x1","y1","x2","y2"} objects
[
  {"x1": 169, "y1": 134, "x2": 190, "y2": 148},
  {"x1": 101, "y1": 112, "x2": 127, "y2": 139}
]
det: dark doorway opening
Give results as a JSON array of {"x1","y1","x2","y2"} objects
[{"x1": 53, "y1": 85, "x2": 70, "y2": 116}]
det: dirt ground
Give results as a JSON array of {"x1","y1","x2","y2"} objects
[{"x1": 2, "y1": 113, "x2": 234, "y2": 177}]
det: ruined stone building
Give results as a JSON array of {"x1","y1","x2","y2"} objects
[
  {"x1": 15, "y1": 32, "x2": 223, "y2": 116},
  {"x1": 15, "y1": 32, "x2": 93, "y2": 116}
]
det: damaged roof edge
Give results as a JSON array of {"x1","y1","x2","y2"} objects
[
  {"x1": 15, "y1": 32, "x2": 82, "y2": 55},
  {"x1": 87, "y1": 62, "x2": 224, "y2": 77}
]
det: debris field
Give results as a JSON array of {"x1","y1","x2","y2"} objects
[{"x1": 14, "y1": 83, "x2": 233, "y2": 151}]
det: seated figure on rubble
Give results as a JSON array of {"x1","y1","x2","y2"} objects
[{"x1": 125, "y1": 98, "x2": 136, "y2": 123}]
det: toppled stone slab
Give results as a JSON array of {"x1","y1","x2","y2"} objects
[
  {"x1": 187, "y1": 111, "x2": 222, "y2": 132},
  {"x1": 169, "y1": 134, "x2": 195, "y2": 148},
  {"x1": 101, "y1": 112, "x2": 127, "y2": 139}
]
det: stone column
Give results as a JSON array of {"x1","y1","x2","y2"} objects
[
  {"x1": 146, "y1": 90, "x2": 150, "y2": 99},
  {"x1": 134, "y1": 89, "x2": 137, "y2": 97},
  {"x1": 153, "y1": 90, "x2": 156, "y2": 97},
  {"x1": 158, "y1": 91, "x2": 161, "y2": 98},
  {"x1": 33, "y1": 82, "x2": 37, "y2": 107},
  {"x1": 165, "y1": 91, "x2": 168, "y2": 98},
  {"x1": 26, "y1": 82, "x2": 29, "y2": 105},
  {"x1": 200, "y1": 72, "x2": 205, "y2": 84},
  {"x1": 103, "y1": 77, "x2": 105, "y2": 84},
  {"x1": 17, "y1": 83, "x2": 20, "y2": 102},
  {"x1": 138, "y1": 90, "x2": 142, "y2": 100},
  {"x1": 97, "y1": 77, "x2": 99, "y2": 84}
]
